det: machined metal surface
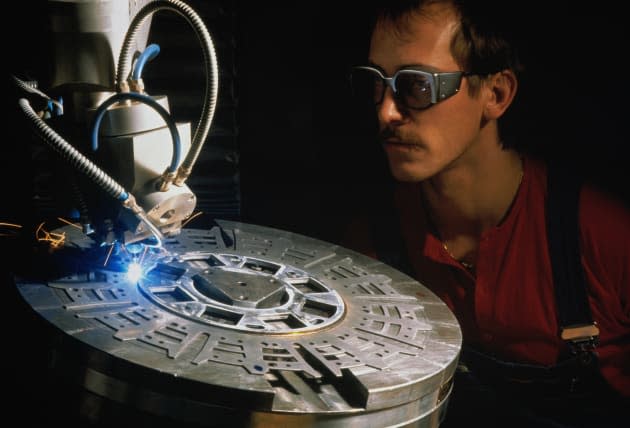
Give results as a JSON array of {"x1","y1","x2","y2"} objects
[
  {"x1": 15, "y1": 220, "x2": 461, "y2": 427},
  {"x1": 47, "y1": 0, "x2": 153, "y2": 89},
  {"x1": 98, "y1": 120, "x2": 196, "y2": 236},
  {"x1": 95, "y1": 95, "x2": 171, "y2": 137}
]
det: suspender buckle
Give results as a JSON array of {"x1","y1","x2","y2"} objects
[{"x1": 561, "y1": 323, "x2": 600, "y2": 356}]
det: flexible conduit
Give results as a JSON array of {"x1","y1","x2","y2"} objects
[
  {"x1": 18, "y1": 98, "x2": 164, "y2": 247},
  {"x1": 13, "y1": 75, "x2": 64, "y2": 114},
  {"x1": 116, "y1": 0, "x2": 218, "y2": 184},
  {"x1": 19, "y1": 98, "x2": 129, "y2": 202}
]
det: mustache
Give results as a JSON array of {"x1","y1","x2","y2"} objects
[{"x1": 378, "y1": 128, "x2": 401, "y2": 141}]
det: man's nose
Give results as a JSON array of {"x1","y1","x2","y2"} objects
[{"x1": 376, "y1": 87, "x2": 404, "y2": 124}]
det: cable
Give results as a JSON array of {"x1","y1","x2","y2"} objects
[
  {"x1": 90, "y1": 91, "x2": 182, "y2": 173},
  {"x1": 19, "y1": 98, "x2": 164, "y2": 247},
  {"x1": 12, "y1": 75, "x2": 64, "y2": 114},
  {"x1": 132, "y1": 43, "x2": 161, "y2": 81},
  {"x1": 20, "y1": 98, "x2": 128, "y2": 201},
  {"x1": 117, "y1": 0, "x2": 218, "y2": 185}
]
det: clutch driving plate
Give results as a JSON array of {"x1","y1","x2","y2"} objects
[{"x1": 14, "y1": 220, "x2": 461, "y2": 427}]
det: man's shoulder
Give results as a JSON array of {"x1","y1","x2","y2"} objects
[{"x1": 580, "y1": 183, "x2": 630, "y2": 230}]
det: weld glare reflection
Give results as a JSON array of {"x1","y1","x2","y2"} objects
[{"x1": 127, "y1": 262, "x2": 143, "y2": 283}]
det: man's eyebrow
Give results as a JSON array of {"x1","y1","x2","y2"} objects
[
  {"x1": 399, "y1": 63, "x2": 442, "y2": 72},
  {"x1": 366, "y1": 61, "x2": 442, "y2": 74},
  {"x1": 366, "y1": 62, "x2": 386, "y2": 73}
]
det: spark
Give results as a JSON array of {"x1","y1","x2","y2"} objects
[
  {"x1": 57, "y1": 217, "x2": 81, "y2": 229},
  {"x1": 0, "y1": 222, "x2": 22, "y2": 228},
  {"x1": 182, "y1": 211, "x2": 203, "y2": 228},
  {"x1": 103, "y1": 244, "x2": 115, "y2": 267},
  {"x1": 139, "y1": 245, "x2": 149, "y2": 264},
  {"x1": 35, "y1": 222, "x2": 66, "y2": 249},
  {"x1": 0, "y1": 222, "x2": 23, "y2": 236}
]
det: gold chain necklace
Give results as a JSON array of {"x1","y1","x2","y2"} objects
[
  {"x1": 441, "y1": 241, "x2": 475, "y2": 271},
  {"x1": 439, "y1": 165, "x2": 524, "y2": 273}
]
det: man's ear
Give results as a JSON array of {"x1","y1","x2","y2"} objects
[{"x1": 483, "y1": 69, "x2": 518, "y2": 120}]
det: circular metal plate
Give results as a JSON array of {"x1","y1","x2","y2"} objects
[
  {"x1": 15, "y1": 221, "x2": 461, "y2": 427},
  {"x1": 141, "y1": 252, "x2": 346, "y2": 334}
]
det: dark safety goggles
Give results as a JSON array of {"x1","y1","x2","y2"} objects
[{"x1": 350, "y1": 65, "x2": 475, "y2": 110}]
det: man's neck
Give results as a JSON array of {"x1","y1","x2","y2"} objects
[{"x1": 421, "y1": 138, "x2": 523, "y2": 255}]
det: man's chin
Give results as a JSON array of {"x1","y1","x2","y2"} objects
[
  {"x1": 385, "y1": 152, "x2": 430, "y2": 182},
  {"x1": 390, "y1": 166, "x2": 427, "y2": 182}
]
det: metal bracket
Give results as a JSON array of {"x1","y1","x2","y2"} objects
[{"x1": 560, "y1": 323, "x2": 600, "y2": 357}]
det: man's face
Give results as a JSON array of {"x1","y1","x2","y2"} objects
[{"x1": 369, "y1": 5, "x2": 486, "y2": 182}]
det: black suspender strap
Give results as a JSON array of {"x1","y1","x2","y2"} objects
[{"x1": 546, "y1": 164, "x2": 599, "y2": 357}]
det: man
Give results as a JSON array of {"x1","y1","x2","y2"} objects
[{"x1": 346, "y1": 1, "x2": 629, "y2": 426}]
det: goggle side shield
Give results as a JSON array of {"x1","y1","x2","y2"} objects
[{"x1": 350, "y1": 66, "x2": 466, "y2": 110}]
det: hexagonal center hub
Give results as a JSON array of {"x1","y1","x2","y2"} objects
[{"x1": 193, "y1": 268, "x2": 286, "y2": 308}]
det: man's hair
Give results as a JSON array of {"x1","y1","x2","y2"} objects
[{"x1": 372, "y1": 0, "x2": 522, "y2": 94}]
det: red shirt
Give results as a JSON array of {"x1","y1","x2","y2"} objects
[{"x1": 347, "y1": 157, "x2": 630, "y2": 396}]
